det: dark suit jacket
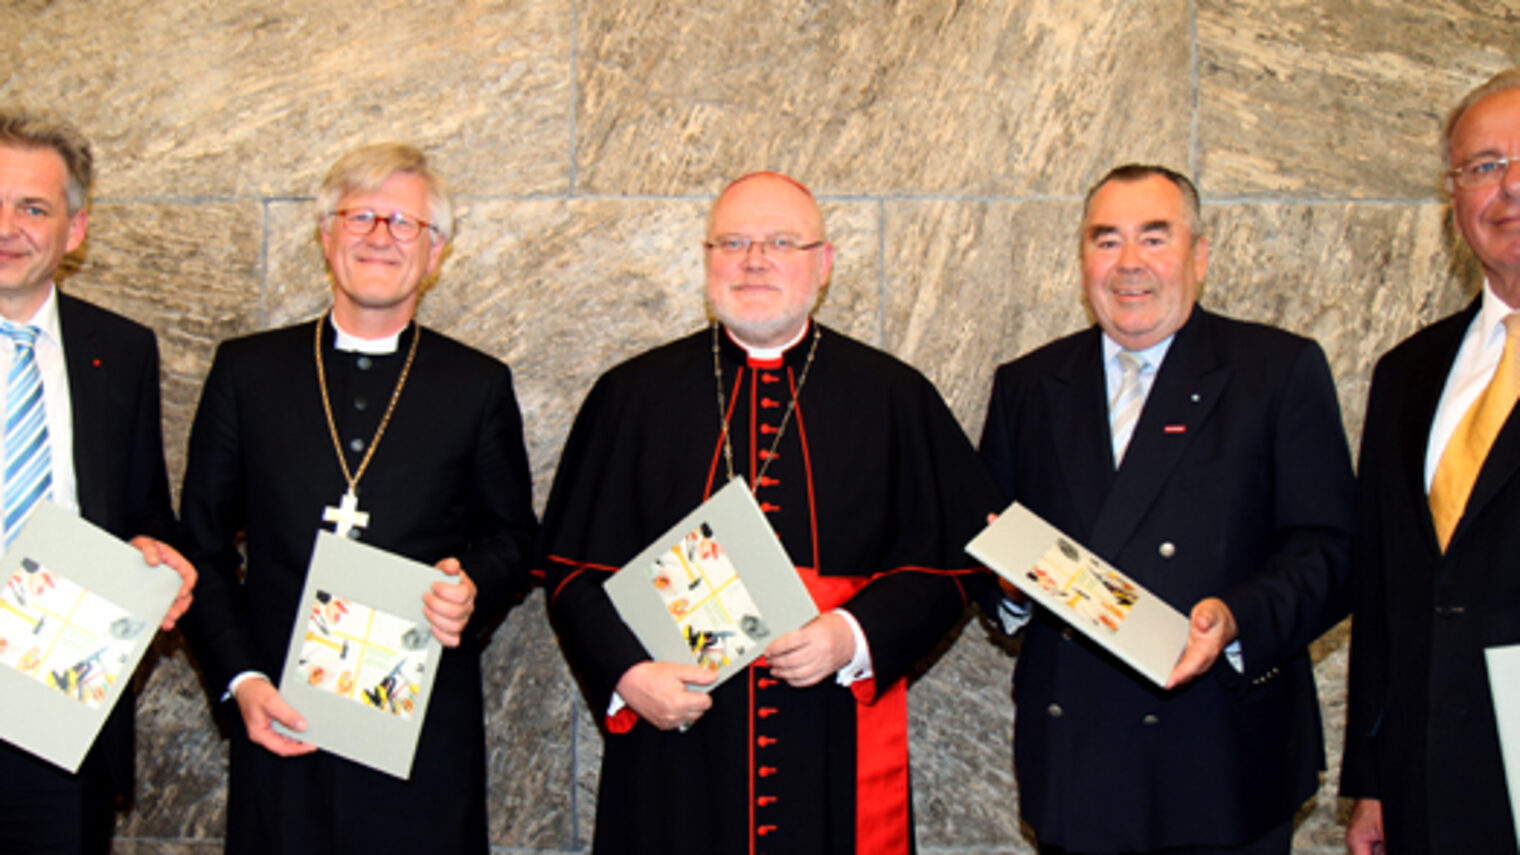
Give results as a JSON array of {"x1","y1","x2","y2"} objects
[
  {"x1": 0, "y1": 290, "x2": 176, "y2": 800},
  {"x1": 1342, "y1": 297, "x2": 1520, "y2": 854},
  {"x1": 979, "y1": 307, "x2": 1353, "y2": 851},
  {"x1": 177, "y1": 319, "x2": 536, "y2": 852}
]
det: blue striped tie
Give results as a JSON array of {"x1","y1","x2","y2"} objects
[{"x1": 2, "y1": 323, "x2": 52, "y2": 546}]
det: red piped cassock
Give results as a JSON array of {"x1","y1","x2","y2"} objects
[{"x1": 540, "y1": 322, "x2": 1003, "y2": 855}]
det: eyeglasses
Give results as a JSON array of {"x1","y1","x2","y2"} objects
[
  {"x1": 704, "y1": 234, "x2": 825, "y2": 255},
  {"x1": 329, "y1": 208, "x2": 438, "y2": 243},
  {"x1": 1448, "y1": 154, "x2": 1519, "y2": 189}
]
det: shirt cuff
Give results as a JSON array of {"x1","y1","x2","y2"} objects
[
  {"x1": 225, "y1": 670, "x2": 270, "y2": 702},
  {"x1": 1224, "y1": 640, "x2": 1244, "y2": 674},
  {"x1": 997, "y1": 596, "x2": 1033, "y2": 636},
  {"x1": 833, "y1": 608, "x2": 873, "y2": 687}
]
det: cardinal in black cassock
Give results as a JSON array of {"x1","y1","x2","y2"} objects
[{"x1": 538, "y1": 172, "x2": 1003, "y2": 855}]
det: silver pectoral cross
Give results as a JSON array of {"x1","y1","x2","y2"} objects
[{"x1": 323, "y1": 489, "x2": 370, "y2": 540}]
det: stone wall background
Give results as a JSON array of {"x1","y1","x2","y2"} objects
[{"x1": 3, "y1": 1, "x2": 1516, "y2": 852}]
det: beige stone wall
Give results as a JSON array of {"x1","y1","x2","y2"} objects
[{"x1": 4, "y1": 1, "x2": 1515, "y2": 852}]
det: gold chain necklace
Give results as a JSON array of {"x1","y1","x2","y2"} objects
[
  {"x1": 712, "y1": 322, "x2": 821, "y2": 487},
  {"x1": 314, "y1": 308, "x2": 421, "y2": 538}
]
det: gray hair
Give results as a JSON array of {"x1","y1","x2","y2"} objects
[
  {"x1": 0, "y1": 108, "x2": 93, "y2": 215},
  {"x1": 316, "y1": 143, "x2": 454, "y2": 242},
  {"x1": 1083, "y1": 163, "x2": 1203, "y2": 240},
  {"x1": 1442, "y1": 68, "x2": 1520, "y2": 170}
]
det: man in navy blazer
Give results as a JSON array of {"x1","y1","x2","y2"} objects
[
  {"x1": 1343, "y1": 68, "x2": 1520, "y2": 855},
  {"x1": 979, "y1": 164, "x2": 1354, "y2": 854},
  {"x1": 0, "y1": 109, "x2": 195, "y2": 853}
]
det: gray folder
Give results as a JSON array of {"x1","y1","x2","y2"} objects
[
  {"x1": 605, "y1": 478, "x2": 818, "y2": 691},
  {"x1": 0, "y1": 501, "x2": 180, "y2": 771}
]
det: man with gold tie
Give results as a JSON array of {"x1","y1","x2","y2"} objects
[{"x1": 1344, "y1": 67, "x2": 1520, "y2": 855}]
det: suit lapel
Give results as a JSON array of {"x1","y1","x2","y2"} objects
[
  {"x1": 1452, "y1": 300, "x2": 1520, "y2": 546},
  {"x1": 1042, "y1": 328, "x2": 1112, "y2": 538},
  {"x1": 1402, "y1": 300, "x2": 1478, "y2": 553},
  {"x1": 1090, "y1": 309, "x2": 1227, "y2": 558},
  {"x1": 56, "y1": 292, "x2": 106, "y2": 524}
]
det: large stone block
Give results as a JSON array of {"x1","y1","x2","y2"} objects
[
  {"x1": 1202, "y1": 201, "x2": 1473, "y2": 446},
  {"x1": 414, "y1": 196, "x2": 874, "y2": 501},
  {"x1": 883, "y1": 198, "x2": 1088, "y2": 435},
  {"x1": 483, "y1": 591, "x2": 578, "y2": 848},
  {"x1": 910, "y1": 621, "x2": 1025, "y2": 851},
  {"x1": 575, "y1": 0, "x2": 1191, "y2": 196},
  {"x1": 1197, "y1": 0, "x2": 1520, "y2": 197},
  {"x1": 54, "y1": 201, "x2": 264, "y2": 487},
  {"x1": 121, "y1": 643, "x2": 227, "y2": 842},
  {"x1": 2, "y1": 0, "x2": 572, "y2": 198}
]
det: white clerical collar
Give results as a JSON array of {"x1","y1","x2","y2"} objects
[
  {"x1": 726, "y1": 320, "x2": 811, "y2": 361},
  {"x1": 330, "y1": 312, "x2": 402, "y2": 355}
]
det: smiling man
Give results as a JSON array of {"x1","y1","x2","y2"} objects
[
  {"x1": 539, "y1": 171, "x2": 1002, "y2": 855},
  {"x1": 177, "y1": 143, "x2": 536, "y2": 853},
  {"x1": 0, "y1": 108, "x2": 195, "y2": 855},
  {"x1": 1343, "y1": 67, "x2": 1520, "y2": 855},
  {"x1": 978, "y1": 164, "x2": 1354, "y2": 855}
]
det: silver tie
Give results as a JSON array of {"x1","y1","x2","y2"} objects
[{"x1": 1110, "y1": 350, "x2": 1147, "y2": 467}]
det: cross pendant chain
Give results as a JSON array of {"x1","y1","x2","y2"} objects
[
  {"x1": 322, "y1": 489, "x2": 371, "y2": 540},
  {"x1": 313, "y1": 309, "x2": 421, "y2": 541}
]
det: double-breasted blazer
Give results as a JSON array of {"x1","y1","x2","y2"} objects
[{"x1": 979, "y1": 307, "x2": 1354, "y2": 851}]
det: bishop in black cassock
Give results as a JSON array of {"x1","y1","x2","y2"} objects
[
  {"x1": 539, "y1": 172, "x2": 1002, "y2": 855},
  {"x1": 178, "y1": 145, "x2": 536, "y2": 853}
]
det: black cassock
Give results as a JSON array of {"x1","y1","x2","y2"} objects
[
  {"x1": 178, "y1": 318, "x2": 536, "y2": 854},
  {"x1": 540, "y1": 322, "x2": 1002, "y2": 855}
]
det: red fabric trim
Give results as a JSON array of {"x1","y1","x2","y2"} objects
[
  {"x1": 790, "y1": 368, "x2": 821, "y2": 572},
  {"x1": 606, "y1": 706, "x2": 638, "y2": 734},
  {"x1": 749, "y1": 366, "x2": 762, "y2": 484},
  {"x1": 849, "y1": 676, "x2": 877, "y2": 706},
  {"x1": 867, "y1": 565, "x2": 977, "y2": 607},
  {"x1": 749, "y1": 665, "x2": 757, "y2": 855},
  {"x1": 544, "y1": 554, "x2": 619, "y2": 572},
  {"x1": 793, "y1": 566, "x2": 868, "y2": 612},
  {"x1": 542, "y1": 555, "x2": 619, "y2": 604},
  {"x1": 548, "y1": 566, "x2": 588, "y2": 604},
  {"x1": 854, "y1": 679, "x2": 910, "y2": 855},
  {"x1": 791, "y1": 565, "x2": 978, "y2": 610}
]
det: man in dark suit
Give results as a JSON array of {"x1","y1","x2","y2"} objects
[
  {"x1": 1343, "y1": 67, "x2": 1520, "y2": 855},
  {"x1": 177, "y1": 143, "x2": 537, "y2": 853},
  {"x1": 979, "y1": 164, "x2": 1354, "y2": 854},
  {"x1": 0, "y1": 108, "x2": 195, "y2": 853}
]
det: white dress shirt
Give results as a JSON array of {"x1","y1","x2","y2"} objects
[
  {"x1": 1101, "y1": 332, "x2": 1174, "y2": 418},
  {"x1": 1, "y1": 284, "x2": 79, "y2": 517},
  {"x1": 1424, "y1": 279, "x2": 1514, "y2": 492}
]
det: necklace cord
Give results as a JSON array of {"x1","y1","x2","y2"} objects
[
  {"x1": 315, "y1": 308, "x2": 422, "y2": 494},
  {"x1": 711, "y1": 322, "x2": 821, "y2": 489}
]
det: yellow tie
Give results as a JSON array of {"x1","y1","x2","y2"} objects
[{"x1": 1430, "y1": 313, "x2": 1520, "y2": 551}]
